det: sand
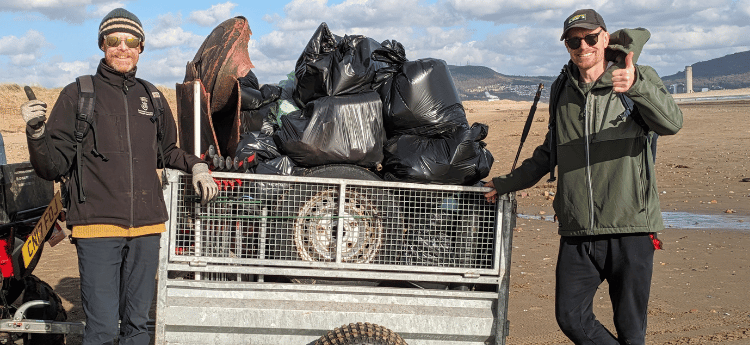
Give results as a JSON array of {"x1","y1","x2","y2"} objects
[{"x1": 1, "y1": 86, "x2": 749, "y2": 344}]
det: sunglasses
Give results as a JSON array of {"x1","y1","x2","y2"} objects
[
  {"x1": 565, "y1": 30, "x2": 603, "y2": 50},
  {"x1": 104, "y1": 35, "x2": 141, "y2": 49}
]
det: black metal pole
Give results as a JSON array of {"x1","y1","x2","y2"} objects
[{"x1": 511, "y1": 83, "x2": 544, "y2": 172}]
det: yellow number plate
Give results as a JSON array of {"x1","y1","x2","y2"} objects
[{"x1": 22, "y1": 191, "x2": 63, "y2": 268}]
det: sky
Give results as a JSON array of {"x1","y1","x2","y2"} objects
[{"x1": 2, "y1": 0, "x2": 750, "y2": 88}]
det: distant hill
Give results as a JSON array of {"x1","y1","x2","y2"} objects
[
  {"x1": 451, "y1": 49, "x2": 750, "y2": 100},
  {"x1": 660, "y1": 50, "x2": 750, "y2": 91},
  {"x1": 448, "y1": 65, "x2": 556, "y2": 101}
]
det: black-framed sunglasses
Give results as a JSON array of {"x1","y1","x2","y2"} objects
[
  {"x1": 104, "y1": 35, "x2": 141, "y2": 49},
  {"x1": 565, "y1": 30, "x2": 603, "y2": 50}
]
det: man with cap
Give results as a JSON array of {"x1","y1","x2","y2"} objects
[
  {"x1": 20, "y1": 8, "x2": 218, "y2": 345},
  {"x1": 484, "y1": 9, "x2": 683, "y2": 345}
]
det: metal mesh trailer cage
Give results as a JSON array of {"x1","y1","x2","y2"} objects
[{"x1": 156, "y1": 168, "x2": 515, "y2": 344}]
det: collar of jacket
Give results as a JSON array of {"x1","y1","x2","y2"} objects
[{"x1": 97, "y1": 59, "x2": 138, "y2": 91}]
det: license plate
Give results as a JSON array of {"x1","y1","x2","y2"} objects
[{"x1": 22, "y1": 191, "x2": 63, "y2": 268}]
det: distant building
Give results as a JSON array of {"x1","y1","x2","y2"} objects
[
  {"x1": 485, "y1": 91, "x2": 499, "y2": 101},
  {"x1": 670, "y1": 83, "x2": 686, "y2": 94}
]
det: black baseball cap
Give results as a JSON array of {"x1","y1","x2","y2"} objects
[{"x1": 560, "y1": 9, "x2": 607, "y2": 41}]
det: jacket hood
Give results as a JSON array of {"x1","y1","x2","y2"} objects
[{"x1": 605, "y1": 27, "x2": 650, "y2": 66}]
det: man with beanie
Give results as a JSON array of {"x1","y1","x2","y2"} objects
[
  {"x1": 20, "y1": 8, "x2": 218, "y2": 345},
  {"x1": 484, "y1": 9, "x2": 683, "y2": 345}
]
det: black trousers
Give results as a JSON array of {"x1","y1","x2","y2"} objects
[
  {"x1": 555, "y1": 233, "x2": 655, "y2": 345},
  {"x1": 76, "y1": 234, "x2": 160, "y2": 345}
]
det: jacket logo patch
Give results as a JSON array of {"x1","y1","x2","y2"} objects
[
  {"x1": 138, "y1": 97, "x2": 153, "y2": 116},
  {"x1": 569, "y1": 14, "x2": 586, "y2": 24}
]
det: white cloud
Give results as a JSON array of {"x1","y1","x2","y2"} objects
[
  {"x1": 42, "y1": 57, "x2": 98, "y2": 87},
  {"x1": 738, "y1": 0, "x2": 750, "y2": 17},
  {"x1": 4, "y1": 0, "x2": 750, "y2": 89},
  {"x1": 244, "y1": 0, "x2": 471, "y2": 84},
  {"x1": 153, "y1": 12, "x2": 183, "y2": 30},
  {"x1": 145, "y1": 12, "x2": 204, "y2": 50},
  {"x1": 0, "y1": 0, "x2": 126, "y2": 24},
  {"x1": 10, "y1": 54, "x2": 37, "y2": 66},
  {"x1": 0, "y1": 55, "x2": 97, "y2": 87},
  {"x1": 137, "y1": 47, "x2": 196, "y2": 86},
  {"x1": 416, "y1": 27, "x2": 474, "y2": 51},
  {"x1": 277, "y1": 0, "x2": 460, "y2": 32},
  {"x1": 148, "y1": 26, "x2": 204, "y2": 50},
  {"x1": 262, "y1": 13, "x2": 280, "y2": 24},
  {"x1": 650, "y1": 25, "x2": 750, "y2": 51},
  {"x1": 57, "y1": 60, "x2": 93, "y2": 74},
  {"x1": 0, "y1": 30, "x2": 49, "y2": 64},
  {"x1": 188, "y1": 2, "x2": 237, "y2": 27},
  {"x1": 245, "y1": 42, "x2": 296, "y2": 85},
  {"x1": 256, "y1": 30, "x2": 308, "y2": 61}
]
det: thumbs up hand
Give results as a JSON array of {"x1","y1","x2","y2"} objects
[{"x1": 612, "y1": 51, "x2": 636, "y2": 93}]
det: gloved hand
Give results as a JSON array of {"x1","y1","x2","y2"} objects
[
  {"x1": 192, "y1": 163, "x2": 218, "y2": 204},
  {"x1": 20, "y1": 100, "x2": 47, "y2": 138}
]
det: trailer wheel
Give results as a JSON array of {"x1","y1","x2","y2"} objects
[
  {"x1": 274, "y1": 165, "x2": 401, "y2": 264},
  {"x1": 21, "y1": 275, "x2": 66, "y2": 345},
  {"x1": 296, "y1": 165, "x2": 382, "y2": 263},
  {"x1": 292, "y1": 187, "x2": 383, "y2": 263},
  {"x1": 315, "y1": 322, "x2": 407, "y2": 345}
]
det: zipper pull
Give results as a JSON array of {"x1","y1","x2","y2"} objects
[{"x1": 123, "y1": 80, "x2": 129, "y2": 92}]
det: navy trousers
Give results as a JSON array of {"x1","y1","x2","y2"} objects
[
  {"x1": 555, "y1": 233, "x2": 655, "y2": 345},
  {"x1": 76, "y1": 234, "x2": 160, "y2": 345}
]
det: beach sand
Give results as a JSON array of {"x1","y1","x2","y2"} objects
[{"x1": 1, "y1": 87, "x2": 748, "y2": 344}]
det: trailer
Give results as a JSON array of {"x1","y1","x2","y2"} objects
[{"x1": 156, "y1": 164, "x2": 515, "y2": 345}]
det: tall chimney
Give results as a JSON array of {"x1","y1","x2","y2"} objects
[{"x1": 685, "y1": 66, "x2": 693, "y2": 93}]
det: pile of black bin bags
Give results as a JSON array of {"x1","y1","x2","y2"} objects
[{"x1": 235, "y1": 22, "x2": 493, "y2": 185}]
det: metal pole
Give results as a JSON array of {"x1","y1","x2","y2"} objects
[
  {"x1": 511, "y1": 83, "x2": 544, "y2": 171},
  {"x1": 495, "y1": 194, "x2": 516, "y2": 345},
  {"x1": 193, "y1": 81, "x2": 201, "y2": 157},
  {"x1": 193, "y1": 81, "x2": 202, "y2": 280}
]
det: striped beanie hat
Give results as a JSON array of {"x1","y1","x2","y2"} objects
[{"x1": 98, "y1": 8, "x2": 145, "y2": 51}]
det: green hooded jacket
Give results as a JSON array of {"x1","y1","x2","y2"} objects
[{"x1": 492, "y1": 28, "x2": 683, "y2": 237}]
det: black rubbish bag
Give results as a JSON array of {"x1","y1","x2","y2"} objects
[
  {"x1": 240, "y1": 84, "x2": 282, "y2": 111},
  {"x1": 373, "y1": 45, "x2": 468, "y2": 138},
  {"x1": 293, "y1": 23, "x2": 391, "y2": 107},
  {"x1": 240, "y1": 84, "x2": 282, "y2": 134},
  {"x1": 238, "y1": 70, "x2": 259, "y2": 90},
  {"x1": 274, "y1": 92, "x2": 385, "y2": 169},
  {"x1": 293, "y1": 22, "x2": 340, "y2": 107},
  {"x1": 235, "y1": 131, "x2": 282, "y2": 162},
  {"x1": 383, "y1": 123, "x2": 493, "y2": 185},
  {"x1": 240, "y1": 103, "x2": 279, "y2": 135},
  {"x1": 254, "y1": 156, "x2": 297, "y2": 176},
  {"x1": 251, "y1": 156, "x2": 298, "y2": 199},
  {"x1": 329, "y1": 35, "x2": 389, "y2": 96}
]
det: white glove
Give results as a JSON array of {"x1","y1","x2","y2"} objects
[
  {"x1": 21, "y1": 100, "x2": 47, "y2": 138},
  {"x1": 192, "y1": 163, "x2": 218, "y2": 204}
]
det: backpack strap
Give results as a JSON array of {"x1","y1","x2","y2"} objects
[
  {"x1": 617, "y1": 93, "x2": 658, "y2": 162},
  {"x1": 74, "y1": 75, "x2": 108, "y2": 203},
  {"x1": 136, "y1": 78, "x2": 169, "y2": 187},
  {"x1": 546, "y1": 68, "x2": 567, "y2": 183},
  {"x1": 617, "y1": 93, "x2": 649, "y2": 132}
]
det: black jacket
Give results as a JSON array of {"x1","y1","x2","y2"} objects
[{"x1": 27, "y1": 60, "x2": 202, "y2": 228}]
